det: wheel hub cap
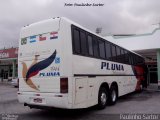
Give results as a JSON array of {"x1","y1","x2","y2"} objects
[
  {"x1": 101, "y1": 92, "x2": 107, "y2": 105},
  {"x1": 112, "y1": 90, "x2": 116, "y2": 102}
]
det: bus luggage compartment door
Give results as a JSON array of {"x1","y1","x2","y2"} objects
[{"x1": 75, "y1": 78, "x2": 88, "y2": 104}]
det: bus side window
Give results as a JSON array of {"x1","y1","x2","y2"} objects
[
  {"x1": 128, "y1": 52, "x2": 133, "y2": 65},
  {"x1": 80, "y1": 31, "x2": 88, "y2": 55},
  {"x1": 99, "y1": 40, "x2": 105, "y2": 59},
  {"x1": 132, "y1": 54, "x2": 136, "y2": 65},
  {"x1": 111, "y1": 45, "x2": 117, "y2": 61},
  {"x1": 124, "y1": 50, "x2": 129, "y2": 64},
  {"x1": 120, "y1": 49, "x2": 125, "y2": 64},
  {"x1": 93, "y1": 37, "x2": 99, "y2": 58},
  {"x1": 73, "y1": 29, "x2": 81, "y2": 54},
  {"x1": 116, "y1": 46, "x2": 121, "y2": 62},
  {"x1": 105, "y1": 42, "x2": 111, "y2": 60},
  {"x1": 87, "y1": 35, "x2": 93, "y2": 56}
]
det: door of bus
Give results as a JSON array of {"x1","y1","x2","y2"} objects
[{"x1": 75, "y1": 77, "x2": 95, "y2": 104}]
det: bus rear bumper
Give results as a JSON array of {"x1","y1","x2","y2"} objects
[{"x1": 17, "y1": 92, "x2": 72, "y2": 109}]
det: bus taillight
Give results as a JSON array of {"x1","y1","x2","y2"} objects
[
  {"x1": 18, "y1": 78, "x2": 19, "y2": 91},
  {"x1": 60, "y1": 78, "x2": 68, "y2": 93}
]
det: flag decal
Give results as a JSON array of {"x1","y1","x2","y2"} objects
[
  {"x1": 50, "y1": 32, "x2": 58, "y2": 40},
  {"x1": 30, "y1": 35, "x2": 36, "y2": 43},
  {"x1": 39, "y1": 34, "x2": 46, "y2": 41}
]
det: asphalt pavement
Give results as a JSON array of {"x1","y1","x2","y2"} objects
[{"x1": 0, "y1": 83, "x2": 160, "y2": 120}]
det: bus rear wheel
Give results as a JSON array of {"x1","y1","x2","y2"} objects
[
  {"x1": 97, "y1": 87, "x2": 109, "y2": 109},
  {"x1": 109, "y1": 86, "x2": 118, "y2": 105}
]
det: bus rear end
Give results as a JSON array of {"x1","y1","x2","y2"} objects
[{"x1": 17, "y1": 18, "x2": 71, "y2": 109}]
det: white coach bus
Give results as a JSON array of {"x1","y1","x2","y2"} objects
[{"x1": 17, "y1": 17, "x2": 145, "y2": 109}]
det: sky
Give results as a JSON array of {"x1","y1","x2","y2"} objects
[{"x1": 0, "y1": 0, "x2": 160, "y2": 49}]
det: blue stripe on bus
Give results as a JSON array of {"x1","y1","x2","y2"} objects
[
  {"x1": 30, "y1": 36, "x2": 36, "y2": 39},
  {"x1": 30, "y1": 40, "x2": 36, "y2": 43}
]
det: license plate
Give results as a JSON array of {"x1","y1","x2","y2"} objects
[{"x1": 33, "y1": 98, "x2": 42, "y2": 103}]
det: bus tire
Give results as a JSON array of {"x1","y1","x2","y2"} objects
[
  {"x1": 109, "y1": 85, "x2": 118, "y2": 105},
  {"x1": 97, "y1": 87, "x2": 109, "y2": 109}
]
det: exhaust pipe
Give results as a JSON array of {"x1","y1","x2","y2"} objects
[{"x1": 24, "y1": 103, "x2": 33, "y2": 109}]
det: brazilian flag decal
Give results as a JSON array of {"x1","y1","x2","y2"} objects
[{"x1": 21, "y1": 38, "x2": 27, "y2": 45}]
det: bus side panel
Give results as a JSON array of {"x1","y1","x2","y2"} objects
[
  {"x1": 73, "y1": 77, "x2": 99, "y2": 108},
  {"x1": 132, "y1": 65, "x2": 145, "y2": 91},
  {"x1": 72, "y1": 55, "x2": 138, "y2": 97},
  {"x1": 72, "y1": 75, "x2": 137, "y2": 108}
]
